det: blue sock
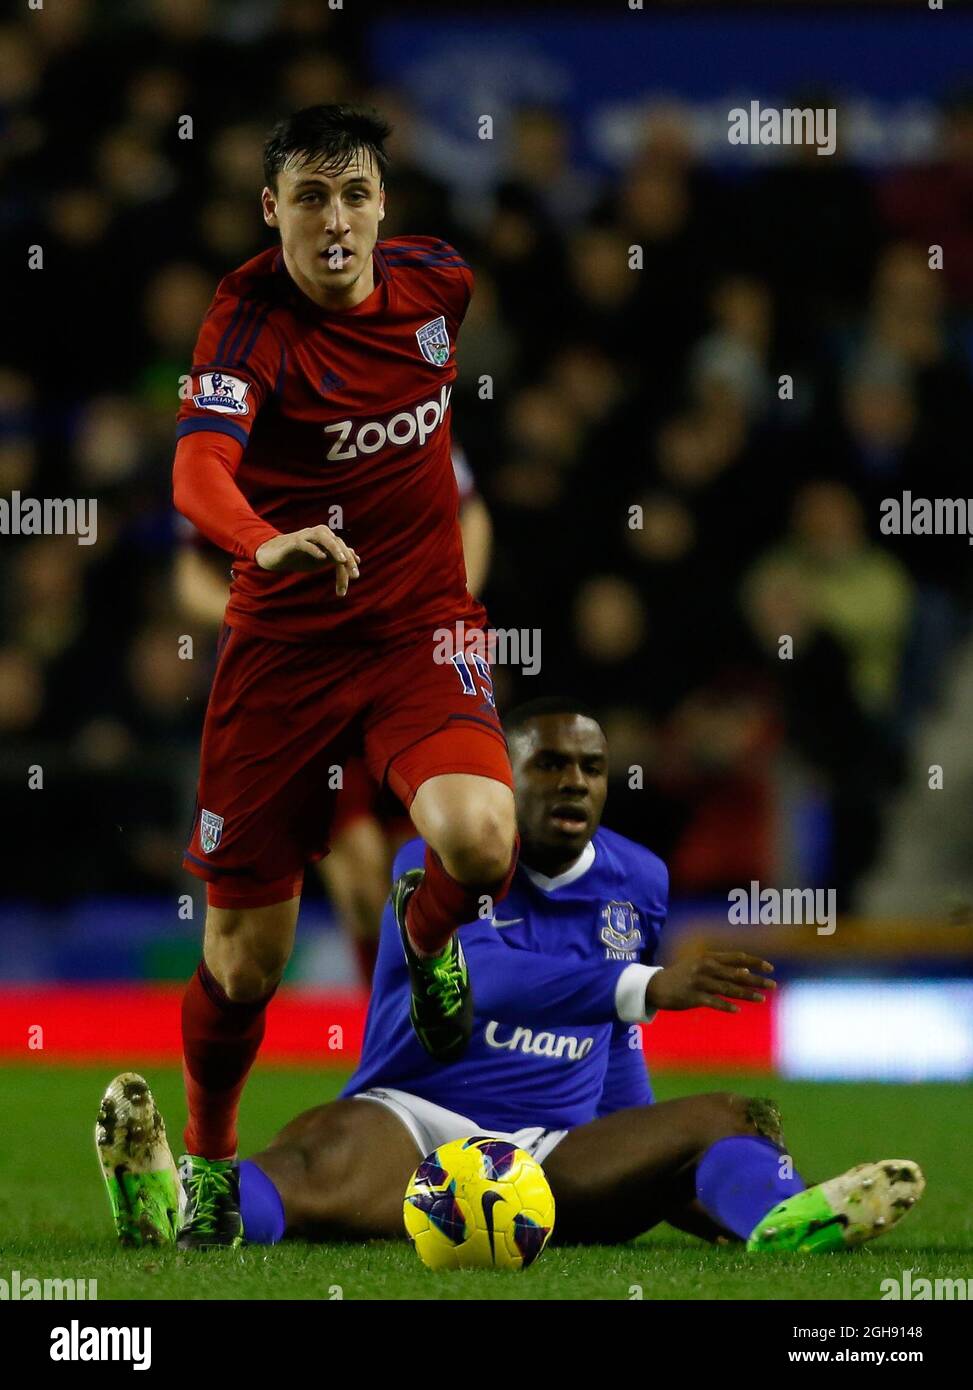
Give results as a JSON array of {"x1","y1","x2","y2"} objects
[
  {"x1": 695, "y1": 1136, "x2": 806, "y2": 1240},
  {"x1": 238, "y1": 1160, "x2": 286, "y2": 1245}
]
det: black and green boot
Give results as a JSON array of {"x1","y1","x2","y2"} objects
[
  {"x1": 393, "y1": 867, "x2": 473, "y2": 1063},
  {"x1": 176, "y1": 1154, "x2": 243, "y2": 1249}
]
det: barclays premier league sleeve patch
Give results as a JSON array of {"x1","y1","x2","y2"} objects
[{"x1": 193, "y1": 371, "x2": 251, "y2": 415}]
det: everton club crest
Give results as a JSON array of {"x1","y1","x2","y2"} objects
[
  {"x1": 599, "y1": 902, "x2": 643, "y2": 960},
  {"x1": 415, "y1": 315, "x2": 450, "y2": 367}
]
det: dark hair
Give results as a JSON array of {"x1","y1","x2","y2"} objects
[
  {"x1": 504, "y1": 696, "x2": 602, "y2": 739},
  {"x1": 263, "y1": 104, "x2": 392, "y2": 189}
]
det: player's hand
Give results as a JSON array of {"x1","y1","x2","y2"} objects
[
  {"x1": 255, "y1": 527, "x2": 361, "y2": 594},
  {"x1": 645, "y1": 952, "x2": 776, "y2": 1014}
]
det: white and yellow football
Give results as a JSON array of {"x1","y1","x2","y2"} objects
[{"x1": 404, "y1": 1135, "x2": 555, "y2": 1271}]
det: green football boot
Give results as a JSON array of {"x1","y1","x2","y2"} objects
[
  {"x1": 393, "y1": 867, "x2": 473, "y2": 1063},
  {"x1": 95, "y1": 1073, "x2": 183, "y2": 1247},
  {"x1": 747, "y1": 1159, "x2": 925, "y2": 1253},
  {"x1": 176, "y1": 1154, "x2": 243, "y2": 1249}
]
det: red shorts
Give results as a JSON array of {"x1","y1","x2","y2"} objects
[
  {"x1": 328, "y1": 754, "x2": 413, "y2": 844},
  {"x1": 183, "y1": 624, "x2": 512, "y2": 908}
]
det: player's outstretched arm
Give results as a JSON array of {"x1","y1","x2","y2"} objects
[
  {"x1": 461, "y1": 926, "x2": 652, "y2": 1027},
  {"x1": 646, "y1": 952, "x2": 776, "y2": 1014},
  {"x1": 255, "y1": 527, "x2": 361, "y2": 595}
]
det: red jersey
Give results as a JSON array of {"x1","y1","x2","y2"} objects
[{"x1": 174, "y1": 237, "x2": 486, "y2": 645}]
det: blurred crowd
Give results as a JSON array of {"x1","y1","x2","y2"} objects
[{"x1": 2, "y1": 0, "x2": 972, "y2": 903}]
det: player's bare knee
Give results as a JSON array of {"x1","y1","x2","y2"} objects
[
  {"x1": 696, "y1": 1092, "x2": 783, "y2": 1146},
  {"x1": 204, "y1": 906, "x2": 293, "y2": 1000},
  {"x1": 212, "y1": 939, "x2": 289, "y2": 1002},
  {"x1": 439, "y1": 811, "x2": 515, "y2": 886},
  {"x1": 449, "y1": 839, "x2": 512, "y2": 888},
  {"x1": 689, "y1": 1091, "x2": 756, "y2": 1147},
  {"x1": 218, "y1": 961, "x2": 285, "y2": 1003},
  {"x1": 722, "y1": 1092, "x2": 757, "y2": 1135}
]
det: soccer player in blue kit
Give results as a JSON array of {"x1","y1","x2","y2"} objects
[{"x1": 98, "y1": 699, "x2": 923, "y2": 1253}]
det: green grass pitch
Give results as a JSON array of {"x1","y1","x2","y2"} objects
[{"x1": 0, "y1": 1064, "x2": 967, "y2": 1301}]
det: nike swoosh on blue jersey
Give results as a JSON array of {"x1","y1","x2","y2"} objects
[{"x1": 490, "y1": 917, "x2": 524, "y2": 928}]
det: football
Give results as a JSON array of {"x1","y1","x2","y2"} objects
[{"x1": 403, "y1": 1136, "x2": 556, "y2": 1271}]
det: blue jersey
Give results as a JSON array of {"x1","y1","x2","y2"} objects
[{"x1": 343, "y1": 826, "x2": 668, "y2": 1131}]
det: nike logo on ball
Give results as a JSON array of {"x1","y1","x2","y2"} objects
[{"x1": 481, "y1": 1189, "x2": 506, "y2": 1262}]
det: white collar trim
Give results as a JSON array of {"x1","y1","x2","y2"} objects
[{"x1": 522, "y1": 840, "x2": 595, "y2": 893}]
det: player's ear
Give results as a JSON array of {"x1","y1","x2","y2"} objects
[
  {"x1": 261, "y1": 186, "x2": 279, "y2": 228},
  {"x1": 378, "y1": 185, "x2": 386, "y2": 222}
]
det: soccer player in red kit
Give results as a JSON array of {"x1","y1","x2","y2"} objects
[{"x1": 171, "y1": 106, "x2": 517, "y2": 1247}]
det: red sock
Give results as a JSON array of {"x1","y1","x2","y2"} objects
[
  {"x1": 181, "y1": 961, "x2": 277, "y2": 1159},
  {"x1": 406, "y1": 836, "x2": 519, "y2": 956},
  {"x1": 352, "y1": 937, "x2": 379, "y2": 986}
]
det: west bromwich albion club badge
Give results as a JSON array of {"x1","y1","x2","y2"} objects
[
  {"x1": 199, "y1": 809, "x2": 224, "y2": 854},
  {"x1": 415, "y1": 316, "x2": 450, "y2": 367}
]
